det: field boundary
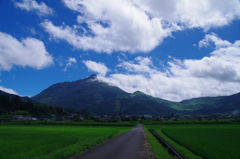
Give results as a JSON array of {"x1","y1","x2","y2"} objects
[
  {"x1": 149, "y1": 129, "x2": 187, "y2": 159},
  {"x1": 4, "y1": 120, "x2": 138, "y2": 127}
]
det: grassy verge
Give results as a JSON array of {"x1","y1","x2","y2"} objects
[{"x1": 143, "y1": 126, "x2": 176, "y2": 159}]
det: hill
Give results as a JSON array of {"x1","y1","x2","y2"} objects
[
  {"x1": 0, "y1": 90, "x2": 38, "y2": 104},
  {"x1": 180, "y1": 92, "x2": 240, "y2": 114},
  {"x1": 129, "y1": 91, "x2": 240, "y2": 114}
]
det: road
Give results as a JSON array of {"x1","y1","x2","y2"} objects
[{"x1": 71, "y1": 124, "x2": 149, "y2": 159}]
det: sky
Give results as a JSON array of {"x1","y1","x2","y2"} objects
[{"x1": 0, "y1": 0, "x2": 240, "y2": 102}]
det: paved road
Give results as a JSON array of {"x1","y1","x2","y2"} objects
[{"x1": 71, "y1": 124, "x2": 149, "y2": 159}]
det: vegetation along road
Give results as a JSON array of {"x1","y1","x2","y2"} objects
[{"x1": 71, "y1": 124, "x2": 149, "y2": 159}]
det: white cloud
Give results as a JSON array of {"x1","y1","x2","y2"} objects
[
  {"x1": 97, "y1": 34, "x2": 240, "y2": 101},
  {"x1": 199, "y1": 32, "x2": 232, "y2": 48},
  {"x1": 0, "y1": 86, "x2": 18, "y2": 95},
  {"x1": 117, "y1": 56, "x2": 157, "y2": 74},
  {"x1": 83, "y1": 60, "x2": 110, "y2": 76},
  {"x1": 134, "y1": 0, "x2": 240, "y2": 30},
  {"x1": 41, "y1": 0, "x2": 240, "y2": 54},
  {"x1": 14, "y1": 0, "x2": 53, "y2": 16},
  {"x1": 63, "y1": 57, "x2": 77, "y2": 71},
  {"x1": 0, "y1": 32, "x2": 53, "y2": 71},
  {"x1": 29, "y1": 27, "x2": 36, "y2": 35}
]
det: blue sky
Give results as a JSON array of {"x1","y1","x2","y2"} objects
[{"x1": 0, "y1": 0, "x2": 240, "y2": 101}]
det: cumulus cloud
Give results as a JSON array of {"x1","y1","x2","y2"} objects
[
  {"x1": 0, "y1": 86, "x2": 18, "y2": 95},
  {"x1": 133, "y1": 0, "x2": 240, "y2": 30},
  {"x1": 199, "y1": 32, "x2": 232, "y2": 48},
  {"x1": 14, "y1": 0, "x2": 53, "y2": 16},
  {"x1": 117, "y1": 56, "x2": 157, "y2": 74},
  {"x1": 83, "y1": 60, "x2": 110, "y2": 76},
  {"x1": 63, "y1": 57, "x2": 77, "y2": 72},
  {"x1": 0, "y1": 32, "x2": 53, "y2": 71},
  {"x1": 41, "y1": 0, "x2": 240, "y2": 53},
  {"x1": 97, "y1": 34, "x2": 240, "y2": 101}
]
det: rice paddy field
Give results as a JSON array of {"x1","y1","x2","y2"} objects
[
  {"x1": 145, "y1": 124, "x2": 240, "y2": 159},
  {"x1": 0, "y1": 124, "x2": 133, "y2": 159}
]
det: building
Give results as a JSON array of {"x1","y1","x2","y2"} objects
[
  {"x1": 24, "y1": 115, "x2": 32, "y2": 120},
  {"x1": 12, "y1": 115, "x2": 24, "y2": 120},
  {"x1": 54, "y1": 117, "x2": 65, "y2": 121}
]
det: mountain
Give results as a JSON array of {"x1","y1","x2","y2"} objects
[
  {"x1": 0, "y1": 90, "x2": 38, "y2": 104},
  {"x1": 129, "y1": 91, "x2": 184, "y2": 110},
  {"x1": 32, "y1": 74, "x2": 130, "y2": 110},
  {"x1": 180, "y1": 92, "x2": 240, "y2": 114},
  {"x1": 129, "y1": 91, "x2": 240, "y2": 114},
  {"x1": 32, "y1": 74, "x2": 178, "y2": 115},
  {"x1": 32, "y1": 74, "x2": 240, "y2": 115},
  {"x1": 87, "y1": 98, "x2": 179, "y2": 115}
]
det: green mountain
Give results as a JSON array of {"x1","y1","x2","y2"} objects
[
  {"x1": 180, "y1": 92, "x2": 240, "y2": 114},
  {"x1": 32, "y1": 74, "x2": 178, "y2": 115},
  {"x1": 31, "y1": 74, "x2": 240, "y2": 115},
  {"x1": 129, "y1": 91, "x2": 183, "y2": 110},
  {"x1": 87, "y1": 98, "x2": 179, "y2": 115},
  {"x1": 32, "y1": 74, "x2": 130, "y2": 110},
  {"x1": 129, "y1": 91, "x2": 240, "y2": 114}
]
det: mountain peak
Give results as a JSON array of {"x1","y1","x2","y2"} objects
[
  {"x1": 132, "y1": 91, "x2": 145, "y2": 95},
  {"x1": 86, "y1": 74, "x2": 97, "y2": 81},
  {"x1": 89, "y1": 74, "x2": 97, "y2": 78}
]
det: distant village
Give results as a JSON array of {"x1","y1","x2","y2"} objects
[{"x1": 9, "y1": 111, "x2": 240, "y2": 122}]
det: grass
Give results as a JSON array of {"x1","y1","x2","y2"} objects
[
  {"x1": 155, "y1": 130, "x2": 201, "y2": 159},
  {"x1": 143, "y1": 126, "x2": 176, "y2": 159},
  {"x1": 145, "y1": 124, "x2": 240, "y2": 159},
  {"x1": 0, "y1": 125, "x2": 133, "y2": 159}
]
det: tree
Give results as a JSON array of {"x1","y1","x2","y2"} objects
[
  {"x1": 121, "y1": 115, "x2": 127, "y2": 121},
  {"x1": 131, "y1": 115, "x2": 139, "y2": 121},
  {"x1": 11, "y1": 96, "x2": 23, "y2": 110},
  {"x1": 12, "y1": 110, "x2": 28, "y2": 116},
  {"x1": 62, "y1": 111, "x2": 68, "y2": 116}
]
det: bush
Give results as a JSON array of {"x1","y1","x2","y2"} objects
[
  {"x1": 12, "y1": 110, "x2": 28, "y2": 116},
  {"x1": 113, "y1": 119, "x2": 118, "y2": 122}
]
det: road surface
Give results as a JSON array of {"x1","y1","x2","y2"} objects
[{"x1": 71, "y1": 124, "x2": 149, "y2": 159}]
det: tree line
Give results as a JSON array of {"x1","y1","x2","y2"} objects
[{"x1": 0, "y1": 95, "x2": 64, "y2": 117}]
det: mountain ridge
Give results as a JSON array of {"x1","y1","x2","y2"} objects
[
  {"x1": 0, "y1": 90, "x2": 39, "y2": 104},
  {"x1": 31, "y1": 74, "x2": 240, "y2": 115}
]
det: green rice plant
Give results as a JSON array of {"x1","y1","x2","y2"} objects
[
  {"x1": 0, "y1": 125, "x2": 132, "y2": 159},
  {"x1": 145, "y1": 125, "x2": 201, "y2": 159},
  {"x1": 155, "y1": 130, "x2": 202, "y2": 159},
  {"x1": 161, "y1": 125, "x2": 240, "y2": 159}
]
